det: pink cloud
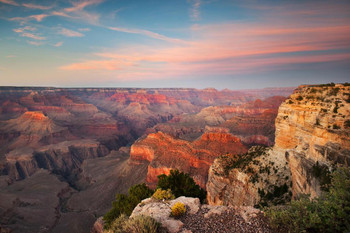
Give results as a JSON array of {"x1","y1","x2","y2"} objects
[
  {"x1": 60, "y1": 1, "x2": 350, "y2": 80},
  {"x1": 0, "y1": 0, "x2": 18, "y2": 6},
  {"x1": 21, "y1": 32, "x2": 46, "y2": 40},
  {"x1": 190, "y1": 0, "x2": 201, "y2": 20},
  {"x1": 108, "y1": 26, "x2": 187, "y2": 44},
  {"x1": 58, "y1": 28, "x2": 84, "y2": 37},
  {"x1": 27, "y1": 41, "x2": 45, "y2": 46},
  {"x1": 64, "y1": 0, "x2": 104, "y2": 12},
  {"x1": 10, "y1": 14, "x2": 49, "y2": 22},
  {"x1": 60, "y1": 60, "x2": 133, "y2": 70},
  {"x1": 22, "y1": 3, "x2": 53, "y2": 10},
  {"x1": 53, "y1": 41, "x2": 63, "y2": 47}
]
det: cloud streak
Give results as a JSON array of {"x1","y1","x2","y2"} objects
[
  {"x1": 57, "y1": 28, "x2": 84, "y2": 37},
  {"x1": 108, "y1": 26, "x2": 187, "y2": 44},
  {"x1": 61, "y1": 2, "x2": 350, "y2": 81},
  {"x1": 0, "y1": 0, "x2": 18, "y2": 6}
]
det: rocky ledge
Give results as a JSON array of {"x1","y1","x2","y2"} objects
[{"x1": 128, "y1": 196, "x2": 272, "y2": 233}]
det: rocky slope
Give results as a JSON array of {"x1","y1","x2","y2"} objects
[
  {"x1": 206, "y1": 83, "x2": 350, "y2": 207},
  {"x1": 130, "y1": 131, "x2": 248, "y2": 188}
]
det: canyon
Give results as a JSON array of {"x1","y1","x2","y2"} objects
[{"x1": 0, "y1": 86, "x2": 297, "y2": 232}]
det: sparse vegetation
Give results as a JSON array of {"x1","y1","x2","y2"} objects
[
  {"x1": 345, "y1": 120, "x2": 350, "y2": 128},
  {"x1": 105, "y1": 214, "x2": 160, "y2": 233},
  {"x1": 152, "y1": 188, "x2": 175, "y2": 201},
  {"x1": 171, "y1": 202, "x2": 186, "y2": 217},
  {"x1": 157, "y1": 169, "x2": 207, "y2": 203},
  {"x1": 265, "y1": 167, "x2": 350, "y2": 233},
  {"x1": 296, "y1": 96, "x2": 303, "y2": 101},
  {"x1": 103, "y1": 184, "x2": 154, "y2": 229},
  {"x1": 312, "y1": 162, "x2": 331, "y2": 191}
]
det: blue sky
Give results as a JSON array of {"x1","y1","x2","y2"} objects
[{"x1": 0, "y1": 0, "x2": 349, "y2": 89}]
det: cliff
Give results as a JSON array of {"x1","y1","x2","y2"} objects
[
  {"x1": 130, "y1": 131, "x2": 248, "y2": 188},
  {"x1": 207, "y1": 83, "x2": 350, "y2": 206},
  {"x1": 274, "y1": 84, "x2": 350, "y2": 197}
]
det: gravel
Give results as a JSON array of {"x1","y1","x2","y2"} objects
[{"x1": 179, "y1": 206, "x2": 275, "y2": 233}]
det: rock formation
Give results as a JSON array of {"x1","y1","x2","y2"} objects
[
  {"x1": 207, "y1": 84, "x2": 350, "y2": 207},
  {"x1": 127, "y1": 196, "x2": 271, "y2": 233},
  {"x1": 274, "y1": 84, "x2": 350, "y2": 197},
  {"x1": 130, "y1": 131, "x2": 248, "y2": 188}
]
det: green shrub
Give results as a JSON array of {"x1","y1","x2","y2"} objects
[
  {"x1": 152, "y1": 188, "x2": 175, "y2": 201},
  {"x1": 265, "y1": 167, "x2": 350, "y2": 233},
  {"x1": 106, "y1": 214, "x2": 160, "y2": 233},
  {"x1": 157, "y1": 170, "x2": 207, "y2": 203},
  {"x1": 296, "y1": 96, "x2": 303, "y2": 101},
  {"x1": 103, "y1": 183, "x2": 154, "y2": 229},
  {"x1": 171, "y1": 202, "x2": 186, "y2": 217}
]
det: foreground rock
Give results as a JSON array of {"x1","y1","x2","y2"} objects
[{"x1": 130, "y1": 196, "x2": 272, "y2": 233}]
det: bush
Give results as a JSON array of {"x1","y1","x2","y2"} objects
[
  {"x1": 152, "y1": 188, "x2": 175, "y2": 201},
  {"x1": 103, "y1": 183, "x2": 154, "y2": 229},
  {"x1": 171, "y1": 202, "x2": 186, "y2": 217},
  {"x1": 265, "y1": 167, "x2": 350, "y2": 233},
  {"x1": 157, "y1": 170, "x2": 207, "y2": 203},
  {"x1": 106, "y1": 214, "x2": 160, "y2": 233}
]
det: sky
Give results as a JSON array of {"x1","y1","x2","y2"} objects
[{"x1": 0, "y1": 0, "x2": 349, "y2": 89}]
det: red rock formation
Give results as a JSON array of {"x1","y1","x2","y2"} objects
[{"x1": 130, "y1": 131, "x2": 248, "y2": 188}]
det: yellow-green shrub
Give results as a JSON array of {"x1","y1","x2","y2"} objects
[
  {"x1": 171, "y1": 202, "x2": 186, "y2": 217},
  {"x1": 152, "y1": 188, "x2": 175, "y2": 200},
  {"x1": 105, "y1": 214, "x2": 160, "y2": 233}
]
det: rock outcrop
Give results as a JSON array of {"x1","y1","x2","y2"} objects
[
  {"x1": 207, "y1": 146, "x2": 291, "y2": 207},
  {"x1": 207, "y1": 84, "x2": 350, "y2": 207},
  {"x1": 128, "y1": 196, "x2": 271, "y2": 233},
  {"x1": 130, "y1": 131, "x2": 248, "y2": 188},
  {"x1": 274, "y1": 84, "x2": 350, "y2": 197}
]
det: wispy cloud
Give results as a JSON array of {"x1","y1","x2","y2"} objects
[
  {"x1": 78, "y1": 28, "x2": 90, "y2": 32},
  {"x1": 0, "y1": 0, "x2": 18, "y2": 6},
  {"x1": 21, "y1": 32, "x2": 46, "y2": 40},
  {"x1": 108, "y1": 26, "x2": 187, "y2": 44},
  {"x1": 64, "y1": 0, "x2": 104, "y2": 12},
  {"x1": 10, "y1": 14, "x2": 49, "y2": 22},
  {"x1": 22, "y1": 3, "x2": 54, "y2": 10},
  {"x1": 190, "y1": 0, "x2": 201, "y2": 21},
  {"x1": 58, "y1": 28, "x2": 84, "y2": 37},
  {"x1": 60, "y1": 2, "x2": 350, "y2": 81},
  {"x1": 53, "y1": 41, "x2": 63, "y2": 47},
  {"x1": 13, "y1": 27, "x2": 45, "y2": 40},
  {"x1": 27, "y1": 40, "x2": 45, "y2": 46}
]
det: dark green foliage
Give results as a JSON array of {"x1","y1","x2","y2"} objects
[
  {"x1": 312, "y1": 162, "x2": 331, "y2": 191},
  {"x1": 219, "y1": 146, "x2": 267, "y2": 175},
  {"x1": 157, "y1": 169, "x2": 207, "y2": 203},
  {"x1": 265, "y1": 167, "x2": 350, "y2": 233},
  {"x1": 257, "y1": 183, "x2": 290, "y2": 208},
  {"x1": 103, "y1": 183, "x2": 154, "y2": 229},
  {"x1": 329, "y1": 87, "x2": 340, "y2": 96},
  {"x1": 345, "y1": 120, "x2": 350, "y2": 128},
  {"x1": 333, "y1": 102, "x2": 339, "y2": 113},
  {"x1": 333, "y1": 124, "x2": 340, "y2": 130},
  {"x1": 296, "y1": 96, "x2": 303, "y2": 101}
]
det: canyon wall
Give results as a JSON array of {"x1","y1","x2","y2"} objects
[{"x1": 207, "y1": 84, "x2": 350, "y2": 206}]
